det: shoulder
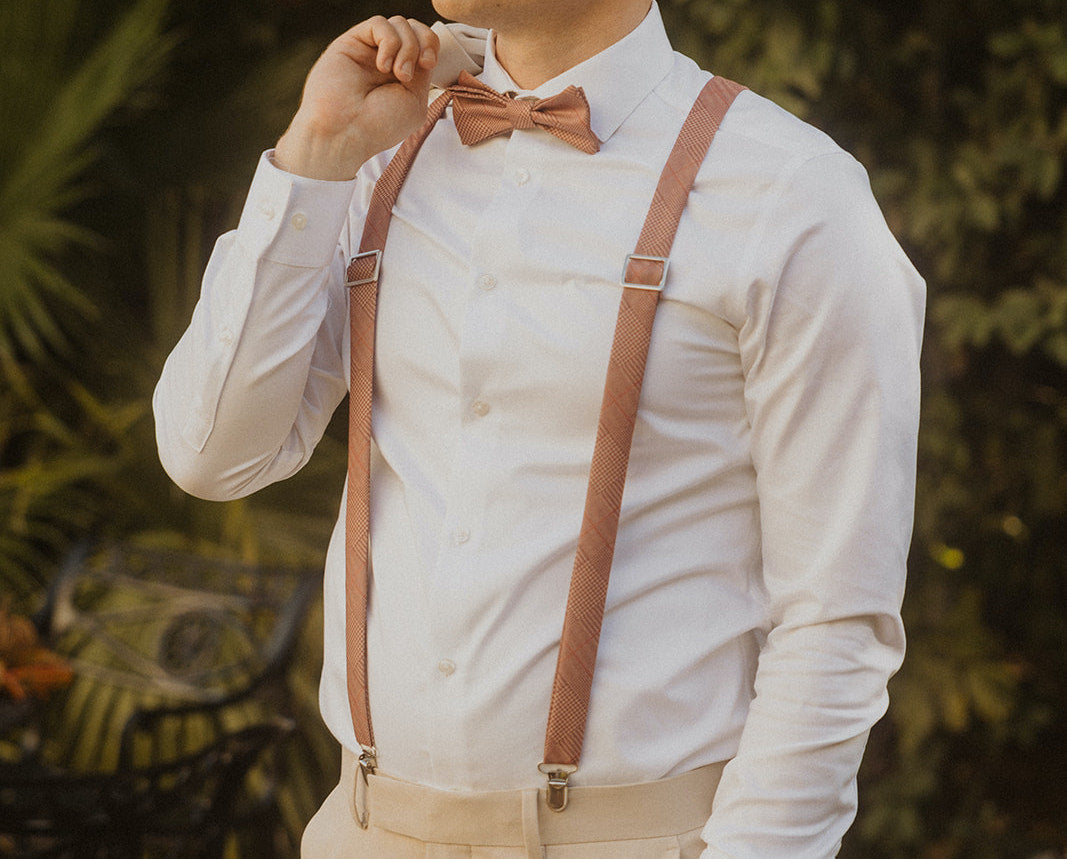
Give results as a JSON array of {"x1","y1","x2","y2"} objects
[
  {"x1": 656, "y1": 55, "x2": 882, "y2": 243},
  {"x1": 652, "y1": 54, "x2": 856, "y2": 185},
  {"x1": 652, "y1": 57, "x2": 920, "y2": 321}
]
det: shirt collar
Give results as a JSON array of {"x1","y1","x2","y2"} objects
[{"x1": 476, "y1": 2, "x2": 675, "y2": 144}]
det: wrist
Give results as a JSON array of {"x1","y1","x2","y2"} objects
[{"x1": 274, "y1": 118, "x2": 374, "y2": 181}]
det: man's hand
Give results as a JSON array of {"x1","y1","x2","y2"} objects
[{"x1": 275, "y1": 16, "x2": 439, "y2": 180}]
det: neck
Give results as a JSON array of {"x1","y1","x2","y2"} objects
[{"x1": 494, "y1": 1, "x2": 651, "y2": 90}]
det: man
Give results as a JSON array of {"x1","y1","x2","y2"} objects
[{"x1": 154, "y1": 0, "x2": 925, "y2": 855}]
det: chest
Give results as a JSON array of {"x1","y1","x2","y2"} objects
[{"x1": 368, "y1": 119, "x2": 747, "y2": 440}]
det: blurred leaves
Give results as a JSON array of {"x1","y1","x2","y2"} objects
[
  {"x1": 934, "y1": 280, "x2": 1067, "y2": 361},
  {"x1": 0, "y1": 2, "x2": 351, "y2": 848},
  {"x1": 0, "y1": 0, "x2": 174, "y2": 368}
]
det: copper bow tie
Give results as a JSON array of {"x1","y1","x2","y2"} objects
[{"x1": 449, "y1": 71, "x2": 601, "y2": 154}]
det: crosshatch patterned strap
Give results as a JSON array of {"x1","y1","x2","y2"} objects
[
  {"x1": 541, "y1": 76, "x2": 747, "y2": 775},
  {"x1": 345, "y1": 91, "x2": 454, "y2": 754}
]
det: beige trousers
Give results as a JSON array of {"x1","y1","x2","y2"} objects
[{"x1": 302, "y1": 749, "x2": 724, "y2": 858}]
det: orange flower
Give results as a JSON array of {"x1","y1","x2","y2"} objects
[
  {"x1": 0, "y1": 603, "x2": 74, "y2": 701},
  {"x1": 1, "y1": 657, "x2": 75, "y2": 701}
]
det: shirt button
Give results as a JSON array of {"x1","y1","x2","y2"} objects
[
  {"x1": 471, "y1": 400, "x2": 490, "y2": 417},
  {"x1": 437, "y1": 659, "x2": 456, "y2": 677},
  {"x1": 453, "y1": 527, "x2": 471, "y2": 545},
  {"x1": 257, "y1": 202, "x2": 276, "y2": 220},
  {"x1": 219, "y1": 327, "x2": 235, "y2": 346},
  {"x1": 291, "y1": 212, "x2": 308, "y2": 231},
  {"x1": 516, "y1": 168, "x2": 531, "y2": 185},
  {"x1": 478, "y1": 274, "x2": 498, "y2": 291}
]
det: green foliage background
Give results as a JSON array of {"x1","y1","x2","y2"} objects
[{"x1": 1, "y1": 0, "x2": 1064, "y2": 855}]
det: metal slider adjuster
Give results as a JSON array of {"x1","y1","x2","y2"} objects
[
  {"x1": 621, "y1": 253, "x2": 670, "y2": 291},
  {"x1": 538, "y1": 762, "x2": 578, "y2": 812},
  {"x1": 354, "y1": 745, "x2": 378, "y2": 829},
  {"x1": 346, "y1": 249, "x2": 382, "y2": 288}
]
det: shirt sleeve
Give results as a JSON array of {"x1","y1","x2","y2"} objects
[
  {"x1": 153, "y1": 151, "x2": 358, "y2": 501},
  {"x1": 701, "y1": 151, "x2": 926, "y2": 857}
]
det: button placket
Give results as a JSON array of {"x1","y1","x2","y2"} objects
[{"x1": 421, "y1": 128, "x2": 529, "y2": 715}]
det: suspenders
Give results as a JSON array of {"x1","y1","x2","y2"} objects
[{"x1": 344, "y1": 76, "x2": 746, "y2": 823}]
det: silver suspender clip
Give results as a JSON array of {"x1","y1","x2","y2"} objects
[
  {"x1": 621, "y1": 253, "x2": 669, "y2": 291},
  {"x1": 354, "y1": 745, "x2": 378, "y2": 829},
  {"x1": 346, "y1": 249, "x2": 382, "y2": 287},
  {"x1": 538, "y1": 762, "x2": 578, "y2": 812}
]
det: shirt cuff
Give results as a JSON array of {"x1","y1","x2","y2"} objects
[{"x1": 235, "y1": 150, "x2": 357, "y2": 268}]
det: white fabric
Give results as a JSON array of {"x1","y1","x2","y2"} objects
[
  {"x1": 153, "y1": 4, "x2": 925, "y2": 856},
  {"x1": 429, "y1": 22, "x2": 487, "y2": 89}
]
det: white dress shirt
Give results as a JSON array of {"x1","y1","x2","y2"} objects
[{"x1": 154, "y1": 4, "x2": 925, "y2": 856}]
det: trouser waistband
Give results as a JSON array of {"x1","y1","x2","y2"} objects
[{"x1": 343, "y1": 748, "x2": 726, "y2": 850}]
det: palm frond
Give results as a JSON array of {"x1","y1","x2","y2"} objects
[{"x1": 0, "y1": 0, "x2": 174, "y2": 367}]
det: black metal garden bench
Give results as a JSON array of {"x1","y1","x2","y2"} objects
[{"x1": 0, "y1": 543, "x2": 320, "y2": 857}]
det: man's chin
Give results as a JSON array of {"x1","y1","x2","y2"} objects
[{"x1": 430, "y1": 0, "x2": 531, "y2": 32}]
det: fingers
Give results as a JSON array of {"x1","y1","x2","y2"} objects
[
  {"x1": 411, "y1": 20, "x2": 439, "y2": 71},
  {"x1": 364, "y1": 16, "x2": 439, "y2": 83}
]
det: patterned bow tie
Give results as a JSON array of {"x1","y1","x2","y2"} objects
[{"x1": 449, "y1": 71, "x2": 601, "y2": 154}]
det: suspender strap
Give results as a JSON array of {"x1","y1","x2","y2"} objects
[
  {"x1": 539, "y1": 76, "x2": 745, "y2": 808},
  {"x1": 344, "y1": 77, "x2": 746, "y2": 810},
  {"x1": 345, "y1": 91, "x2": 453, "y2": 770}
]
